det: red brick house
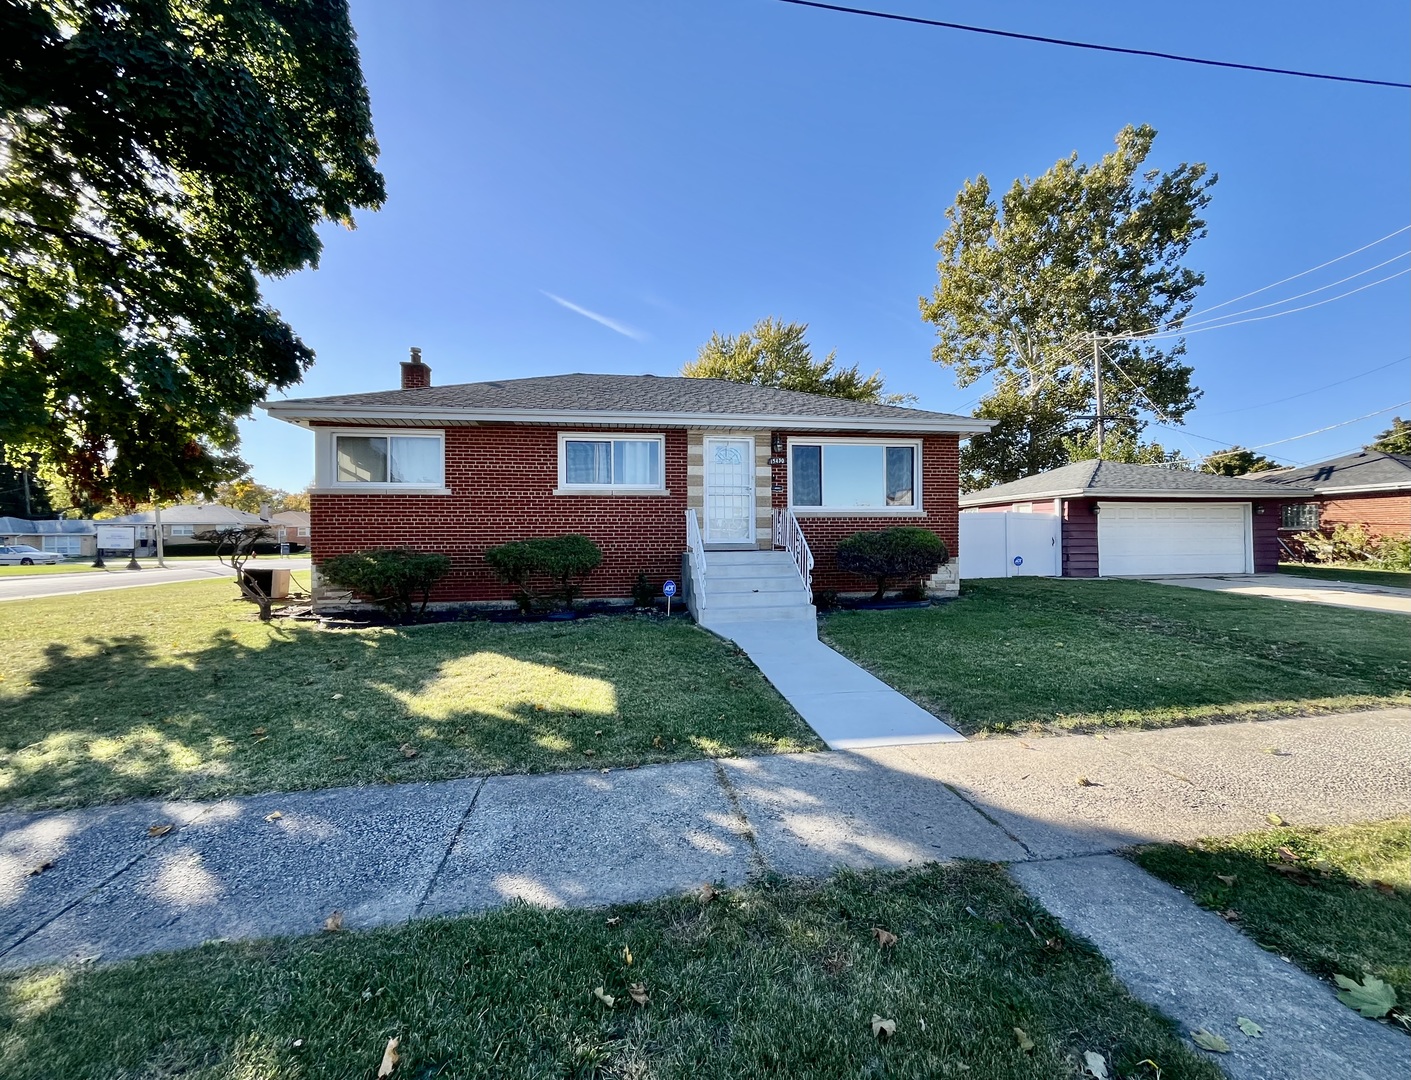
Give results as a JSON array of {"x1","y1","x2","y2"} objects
[
  {"x1": 960, "y1": 460, "x2": 1312, "y2": 577},
  {"x1": 1253, "y1": 451, "x2": 1411, "y2": 540},
  {"x1": 261, "y1": 351, "x2": 989, "y2": 619}
]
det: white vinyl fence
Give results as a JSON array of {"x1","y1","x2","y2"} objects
[{"x1": 959, "y1": 511, "x2": 1061, "y2": 579}]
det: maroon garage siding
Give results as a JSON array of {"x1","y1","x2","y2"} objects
[{"x1": 1058, "y1": 497, "x2": 1282, "y2": 578}]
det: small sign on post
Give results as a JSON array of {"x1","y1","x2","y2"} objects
[{"x1": 663, "y1": 579, "x2": 677, "y2": 617}]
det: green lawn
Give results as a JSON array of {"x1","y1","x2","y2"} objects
[
  {"x1": 820, "y1": 578, "x2": 1411, "y2": 735},
  {"x1": 0, "y1": 580, "x2": 818, "y2": 810},
  {"x1": 0, "y1": 562, "x2": 103, "y2": 577},
  {"x1": 0, "y1": 862, "x2": 1223, "y2": 1080},
  {"x1": 1132, "y1": 819, "x2": 1410, "y2": 1024},
  {"x1": 1278, "y1": 562, "x2": 1411, "y2": 590}
]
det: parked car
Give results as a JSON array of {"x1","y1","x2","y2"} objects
[{"x1": 0, "y1": 544, "x2": 63, "y2": 566}]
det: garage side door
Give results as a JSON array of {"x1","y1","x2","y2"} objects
[{"x1": 1097, "y1": 502, "x2": 1250, "y2": 576}]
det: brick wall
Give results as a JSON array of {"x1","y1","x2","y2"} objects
[
  {"x1": 1318, "y1": 492, "x2": 1411, "y2": 538},
  {"x1": 311, "y1": 424, "x2": 688, "y2": 603},
  {"x1": 770, "y1": 432, "x2": 962, "y2": 593}
]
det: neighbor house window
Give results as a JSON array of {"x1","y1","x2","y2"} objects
[
  {"x1": 789, "y1": 439, "x2": 920, "y2": 511},
  {"x1": 297, "y1": 526, "x2": 311, "y2": 538},
  {"x1": 1281, "y1": 502, "x2": 1321, "y2": 530},
  {"x1": 558, "y1": 434, "x2": 665, "y2": 491},
  {"x1": 169, "y1": 524, "x2": 196, "y2": 537},
  {"x1": 334, "y1": 433, "x2": 443, "y2": 486},
  {"x1": 41, "y1": 536, "x2": 83, "y2": 555}
]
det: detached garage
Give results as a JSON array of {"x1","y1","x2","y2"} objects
[{"x1": 960, "y1": 461, "x2": 1313, "y2": 578}]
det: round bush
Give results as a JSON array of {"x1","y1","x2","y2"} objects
[{"x1": 835, "y1": 527, "x2": 948, "y2": 601}]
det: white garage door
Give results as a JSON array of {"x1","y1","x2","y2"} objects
[{"x1": 1097, "y1": 502, "x2": 1251, "y2": 576}]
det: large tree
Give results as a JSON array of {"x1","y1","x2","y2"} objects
[
  {"x1": 921, "y1": 125, "x2": 1215, "y2": 488},
  {"x1": 682, "y1": 317, "x2": 912, "y2": 405},
  {"x1": 0, "y1": 0, "x2": 384, "y2": 508},
  {"x1": 1199, "y1": 446, "x2": 1280, "y2": 476},
  {"x1": 1366, "y1": 417, "x2": 1411, "y2": 456}
]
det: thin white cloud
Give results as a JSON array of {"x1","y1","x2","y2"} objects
[{"x1": 541, "y1": 291, "x2": 648, "y2": 342}]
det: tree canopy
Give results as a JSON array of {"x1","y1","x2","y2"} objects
[
  {"x1": 1366, "y1": 417, "x2": 1411, "y2": 456},
  {"x1": 0, "y1": 0, "x2": 384, "y2": 508},
  {"x1": 920, "y1": 124, "x2": 1215, "y2": 488},
  {"x1": 682, "y1": 317, "x2": 912, "y2": 405},
  {"x1": 209, "y1": 478, "x2": 308, "y2": 515},
  {"x1": 1199, "y1": 446, "x2": 1280, "y2": 476}
]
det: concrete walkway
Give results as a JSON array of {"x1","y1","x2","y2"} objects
[
  {"x1": 1143, "y1": 573, "x2": 1411, "y2": 615},
  {"x1": 1, "y1": 709, "x2": 1407, "y2": 1077},
  {"x1": 711, "y1": 619, "x2": 965, "y2": 748}
]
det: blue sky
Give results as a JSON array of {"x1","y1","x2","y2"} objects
[{"x1": 244, "y1": 0, "x2": 1410, "y2": 490}]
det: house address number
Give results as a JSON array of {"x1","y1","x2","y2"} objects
[{"x1": 768, "y1": 456, "x2": 786, "y2": 465}]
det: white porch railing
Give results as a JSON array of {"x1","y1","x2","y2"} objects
[
  {"x1": 772, "y1": 507, "x2": 814, "y2": 592},
  {"x1": 684, "y1": 508, "x2": 707, "y2": 612}
]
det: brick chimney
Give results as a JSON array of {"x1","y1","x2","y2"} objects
[{"x1": 400, "y1": 346, "x2": 431, "y2": 390}]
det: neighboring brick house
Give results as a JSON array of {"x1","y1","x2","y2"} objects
[
  {"x1": 1254, "y1": 451, "x2": 1411, "y2": 540},
  {"x1": 271, "y1": 510, "x2": 312, "y2": 548},
  {"x1": 260, "y1": 351, "x2": 990, "y2": 608},
  {"x1": 960, "y1": 460, "x2": 1312, "y2": 577}
]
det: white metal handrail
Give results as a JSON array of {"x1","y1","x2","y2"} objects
[
  {"x1": 684, "y1": 507, "x2": 707, "y2": 610},
  {"x1": 772, "y1": 507, "x2": 814, "y2": 592}
]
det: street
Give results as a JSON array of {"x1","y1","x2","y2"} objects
[{"x1": 0, "y1": 559, "x2": 311, "y2": 603}]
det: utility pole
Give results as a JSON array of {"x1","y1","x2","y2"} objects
[
  {"x1": 1092, "y1": 332, "x2": 1106, "y2": 458},
  {"x1": 153, "y1": 500, "x2": 166, "y2": 568},
  {"x1": 21, "y1": 470, "x2": 31, "y2": 517}
]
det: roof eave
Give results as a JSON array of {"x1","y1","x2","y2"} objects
[
  {"x1": 258, "y1": 401, "x2": 995, "y2": 435},
  {"x1": 961, "y1": 486, "x2": 1314, "y2": 506}
]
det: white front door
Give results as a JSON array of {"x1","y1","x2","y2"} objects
[
  {"x1": 704, "y1": 437, "x2": 756, "y2": 545},
  {"x1": 1097, "y1": 501, "x2": 1251, "y2": 576}
]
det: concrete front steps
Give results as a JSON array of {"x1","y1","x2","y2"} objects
[{"x1": 694, "y1": 549, "x2": 815, "y2": 631}]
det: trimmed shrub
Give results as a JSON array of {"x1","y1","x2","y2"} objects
[
  {"x1": 319, "y1": 548, "x2": 452, "y2": 621},
  {"x1": 836, "y1": 527, "x2": 948, "y2": 601},
  {"x1": 484, "y1": 534, "x2": 604, "y2": 610},
  {"x1": 631, "y1": 573, "x2": 657, "y2": 609},
  {"x1": 1294, "y1": 523, "x2": 1409, "y2": 570}
]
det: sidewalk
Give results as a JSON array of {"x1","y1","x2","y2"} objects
[
  {"x1": 1143, "y1": 573, "x2": 1411, "y2": 615},
  {"x1": 1, "y1": 709, "x2": 1407, "y2": 1076}
]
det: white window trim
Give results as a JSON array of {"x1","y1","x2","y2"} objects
[
  {"x1": 312, "y1": 426, "x2": 449, "y2": 494},
  {"x1": 169, "y1": 524, "x2": 196, "y2": 536},
  {"x1": 786, "y1": 436, "x2": 924, "y2": 515},
  {"x1": 555, "y1": 431, "x2": 668, "y2": 495}
]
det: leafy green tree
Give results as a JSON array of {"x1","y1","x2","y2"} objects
[
  {"x1": 920, "y1": 124, "x2": 1215, "y2": 487},
  {"x1": 1062, "y1": 430, "x2": 1183, "y2": 470},
  {"x1": 0, "y1": 446, "x2": 54, "y2": 517},
  {"x1": 683, "y1": 317, "x2": 912, "y2": 405},
  {"x1": 1199, "y1": 446, "x2": 1280, "y2": 476},
  {"x1": 210, "y1": 478, "x2": 289, "y2": 515},
  {"x1": 1366, "y1": 417, "x2": 1411, "y2": 456},
  {"x1": 0, "y1": 0, "x2": 384, "y2": 509}
]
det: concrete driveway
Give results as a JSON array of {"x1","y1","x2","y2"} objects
[{"x1": 1143, "y1": 573, "x2": 1411, "y2": 615}]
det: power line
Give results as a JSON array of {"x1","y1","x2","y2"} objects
[
  {"x1": 1203, "y1": 355, "x2": 1411, "y2": 416},
  {"x1": 773, "y1": 0, "x2": 1411, "y2": 89},
  {"x1": 1181, "y1": 226, "x2": 1410, "y2": 322},
  {"x1": 1114, "y1": 266, "x2": 1411, "y2": 342},
  {"x1": 1171, "y1": 251, "x2": 1410, "y2": 332}
]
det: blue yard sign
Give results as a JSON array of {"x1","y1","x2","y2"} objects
[
  {"x1": 1012, "y1": 555, "x2": 1024, "y2": 567},
  {"x1": 663, "y1": 580, "x2": 677, "y2": 597}
]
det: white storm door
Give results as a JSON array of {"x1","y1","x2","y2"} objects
[{"x1": 704, "y1": 437, "x2": 756, "y2": 544}]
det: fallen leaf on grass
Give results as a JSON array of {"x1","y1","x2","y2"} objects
[
  {"x1": 870, "y1": 1014, "x2": 896, "y2": 1041},
  {"x1": 29, "y1": 860, "x2": 55, "y2": 876},
  {"x1": 699, "y1": 883, "x2": 719, "y2": 904},
  {"x1": 605, "y1": 917, "x2": 621, "y2": 928},
  {"x1": 1372, "y1": 880, "x2": 1396, "y2": 896},
  {"x1": 264, "y1": 811, "x2": 283, "y2": 822},
  {"x1": 1013, "y1": 1027, "x2": 1034, "y2": 1053},
  {"x1": 1237, "y1": 1017, "x2": 1263, "y2": 1037},
  {"x1": 871, "y1": 927, "x2": 898, "y2": 948},
  {"x1": 331, "y1": 693, "x2": 344, "y2": 701},
  {"x1": 1082, "y1": 1049, "x2": 1109, "y2": 1078},
  {"x1": 1220, "y1": 909, "x2": 1240, "y2": 922},
  {"x1": 1334, "y1": 973, "x2": 1397, "y2": 1018},
  {"x1": 628, "y1": 983, "x2": 649, "y2": 1006},
  {"x1": 1134, "y1": 1059, "x2": 1162, "y2": 1079},
  {"x1": 582, "y1": 749, "x2": 596, "y2": 758},
  {"x1": 1214, "y1": 874, "x2": 1237, "y2": 886},
  {"x1": 398, "y1": 743, "x2": 418, "y2": 759},
  {"x1": 1191, "y1": 1029, "x2": 1230, "y2": 1053},
  {"x1": 593, "y1": 986, "x2": 615, "y2": 1008},
  {"x1": 250, "y1": 726, "x2": 268, "y2": 737},
  {"x1": 377, "y1": 1036, "x2": 399, "y2": 1077},
  {"x1": 1266, "y1": 813, "x2": 1286, "y2": 826},
  {"x1": 1276, "y1": 846, "x2": 1300, "y2": 862},
  {"x1": 622, "y1": 945, "x2": 633, "y2": 966},
  {"x1": 147, "y1": 824, "x2": 174, "y2": 838},
  {"x1": 323, "y1": 911, "x2": 344, "y2": 933}
]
